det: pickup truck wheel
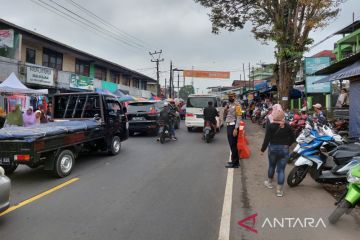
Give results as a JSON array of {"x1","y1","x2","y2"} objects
[
  {"x1": 108, "y1": 136, "x2": 121, "y2": 156},
  {"x1": 54, "y1": 150, "x2": 75, "y2": 178},
  {"x1": 1, "y1": 163, "x2": 18, "y2": 175}
]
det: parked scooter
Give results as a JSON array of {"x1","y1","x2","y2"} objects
[
  {"x1": 286, "y1": 120, "x2": 358, "y2": 187},
  {"x1": 328, "y1": 163, "x2": 360, "y2": 224},
  {"x1": 203, "y1": 120, "x2": 215, "y2": 143},
  {"x1": 251, "y1": 107, "x2": 261, "y2": 123}
]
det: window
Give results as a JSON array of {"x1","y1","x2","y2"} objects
[
  {"x1": 111, "y1": 71, "x2": 120, "y2": 83},
  {"x1": 95, "y1": 66, "x2": 107, "y2": 80},
  {"x1": 133, "y1": 79, "x2": 139, "y2": 89},
  {"x1": 43, "y1": 48, "x2": 63, "y2": 70},
  {"x1": 186, "y1": 97, "x2": 217, "y2": 108},
  {"x1": 105, "y1": 97, "x2": 122, "y2": 116},
  {"x1": 53, "y1": 94, "x2": 101, "y2": 119},
  {"x1": 26, "y1": 48, "x2": 36, "y2": 64},
  {"x1": 75, "y1": 59, "x2": 90, "y2": 76}
]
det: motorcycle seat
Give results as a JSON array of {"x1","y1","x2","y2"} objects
[
  {"x1": 336, "y1": 143, "x2": 360, "y2": 152},
  {"x1": 332, "y1": 150, "x2": 360, "y2": 165}
]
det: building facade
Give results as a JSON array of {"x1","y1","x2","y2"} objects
[{"x1": 0, "y1": 19, "x2": 156, "y2": 97}]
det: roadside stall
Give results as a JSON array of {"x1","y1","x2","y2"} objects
[
  {"x1": 314, "y1": 60, "x2": 360, "y2": 137},
  {"x1": 0, "y1": 73, "x2": 48, "y2": 113}
]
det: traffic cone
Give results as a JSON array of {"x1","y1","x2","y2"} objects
[
  {"x1": 239, "y1": 121, "x2": 249, "y2": 145},
  {"x1": 237, "y1": 125, "x2": 251, "y2": 159}
]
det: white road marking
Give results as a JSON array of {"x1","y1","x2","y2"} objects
[{"x1": 218, "y1": 153, "x2": 234, "y2": 240}]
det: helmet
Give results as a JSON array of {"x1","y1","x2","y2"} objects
[{"x1": 167, "y1": 98, "x2": 175, "y2": 104}]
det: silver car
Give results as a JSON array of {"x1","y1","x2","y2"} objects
[{"x1": 0, "y1": 166, "x2": 11, "y2": 213}]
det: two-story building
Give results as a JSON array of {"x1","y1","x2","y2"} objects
[{"x1": 0, "y1": 19, "x2": 156, "y2": 98}]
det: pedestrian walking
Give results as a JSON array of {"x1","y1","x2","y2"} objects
[
  {"x1": 224, "y1": 92, "x2": 242, "y2": 168},
  {"x1": 261, "y1": 108, "x2": 295, "y2": 197}
]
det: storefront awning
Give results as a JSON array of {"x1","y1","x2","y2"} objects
[{"x1": 313, "y1": 60, "x2": 360, "y2": 84}]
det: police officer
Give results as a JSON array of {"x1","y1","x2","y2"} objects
[{"x1": 224, "y1": 92, "x2": 242, "y2": 168}]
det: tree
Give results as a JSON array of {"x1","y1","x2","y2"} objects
[
  {"x1": 179, "y1": 85, "x2": 195, "y2": 100},
  {"x1": 195, "y1": 0, "x2": 342, "y2": 108}
]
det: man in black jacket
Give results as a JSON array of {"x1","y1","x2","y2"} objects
[{"x1": 204, "y1": 101, "x2": 219, "y2": 132}]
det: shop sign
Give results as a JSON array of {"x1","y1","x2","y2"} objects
[
  {"x1": 0, "y1": 29, "x2": 14, "y2": 48},
  {"x1": 305, "y1": 57, "x2": 331, "y2": 93},
  {"x1": 70, "y1": 74, "x2": 94, "y2": 90},
  {"x1": 101, "y1": 80, "x2": 118, "y2": 92},
  {"x1": 306, "y1": 76, "x2": 331, "y2": 93},
  {"x1": 26, "y1": 64, "x2": 54, "y2": 86}
]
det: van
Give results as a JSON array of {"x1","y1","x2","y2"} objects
[{"x1": 185, "y1": 94, "x2": 224, "y2": 132}]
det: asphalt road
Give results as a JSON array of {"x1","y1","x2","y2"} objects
[
  {"x1": 1, "y1": 121, "x2": 359, "y2": 240},
  {"x1": 0, "y1": 123, "x2": 230, "y2": 240}
]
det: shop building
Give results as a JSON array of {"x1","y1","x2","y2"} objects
[{"x1": 0, "y1": 19, "x2": 156, "y2": 98}]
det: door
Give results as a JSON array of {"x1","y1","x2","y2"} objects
[{"x1": 104, "y1": 97, "x2": 127, "y2": 141}]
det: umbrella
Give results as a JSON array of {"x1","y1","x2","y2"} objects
[
  {"x1": 119, "y1": 95, "x2": 136, "y2": 102},
  {"x1": 149, "y1": 96, "x2": 161, "y2": 100}
]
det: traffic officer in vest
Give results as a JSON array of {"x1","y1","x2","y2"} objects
[{"x1": 224, "y1": 92, "x2": 242, "y2": 168}]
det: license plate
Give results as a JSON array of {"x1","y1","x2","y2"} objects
[
  {"x1": 132, "y1": 117, "x2": 145, "y2": 121},
  {"x1": 196, "y1": 115, "x2": 204, "y2": 119},
  {"x1": 0, "y1": 157, "x2": 11, "y2": 165}
]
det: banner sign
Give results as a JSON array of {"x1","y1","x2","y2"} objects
[
  {"x1": 0, "y1": 29, "x2": 14, "y2": 48},
  {"x1": 183, "y1": 70, "x2": 230, "y2": 79},
  {"x1": 26, "y1": 64, "x2": 54, "y2": 86},
  {"x1": 305, "y1": 57, "x2": 331, "y2": 93},
  {"x1": 70, "y1": 74, "x2": 94, "y2": 90},
  {"x1": 101, "y1": 80, "x2": 118, "y2": 92}
]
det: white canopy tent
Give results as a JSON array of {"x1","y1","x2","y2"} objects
[{"x1": 0, "y1": 73, "x2": 48, "y2": 95}]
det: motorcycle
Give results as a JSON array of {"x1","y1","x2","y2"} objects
[
  {"x1": 203, "y1": 120, "x2": 215, "y2": 143},
  {"x1": 328, "y1": 163, "x2": 360, "y2": 224},
  {"x1": 251, "y1": 107, "x2": 261, "y2": 123},
  {"x1": 158, "y1": 122, "x2": 172, "y2": 144},
  {"x1": 286, "y1": 121, "x2": 359, "y2": 187}
]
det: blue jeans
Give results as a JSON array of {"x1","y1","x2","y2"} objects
[{"x1": 267, "y1": 144, "x2": 289, "y2": 185}]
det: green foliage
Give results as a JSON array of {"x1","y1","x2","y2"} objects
[
  {"x1": 195, "y1": 0, "x2": 343, "y2": 107},
  {"x1": 179, "y1": 85, "x2": 195, "y2": 100}
]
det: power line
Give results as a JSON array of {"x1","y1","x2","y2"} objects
[
  {"x1": 48, "y1": 0, "x2": 144, "y2": 50},
  {"x1": 33, "y1": 0, "x2": 145, "y2": 53},
  {"x1": 64, "y1": 0, "x2": 152, "y2": 50},
  {"x1": 30, "y1": 0, "x2": 126, "y2": 49}
]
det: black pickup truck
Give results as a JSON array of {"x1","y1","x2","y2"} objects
[{"x1": 0, "y1": 92, "x2": 128, "y2": 177}]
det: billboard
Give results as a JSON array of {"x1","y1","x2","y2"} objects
[
  {"x1": 0, "y1": 29, "x2": 14, "y2": 48},
  {"x1": 183, "y1": 70, "x2": 230, "y2": 79},
  {"x1": 70, "y1": 74, "x2": 94, "y2": 90},
  {"x1": 305, "y1": 57, "x2": 331, "y2": 93},
  {"x1": 26, "y1": 64, "x2": 54, "y2": 87}
]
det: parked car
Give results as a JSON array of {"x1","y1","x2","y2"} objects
[
  {"x1": 0, "y1": 166, "x2": 10, "y2": 214},
  {"x1": 127, "y1": 101, "x2": 164, "y2": 136},
  {"x1": 0, "y1": 93, "x2": 128, "y2": 178}
]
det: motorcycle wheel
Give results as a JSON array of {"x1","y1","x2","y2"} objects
[
  {"x1": 328, "y1": 199, "x2": 353, "y2": 224},
  {"x1": 287, "y1": 165, "x2": 308, "y2": 187},
  {"x1": 205, "y1": 134, "x2": 210, "y2": 143},
  {"x1": 160, "y1": 135, "x2": 165, "y2": 144}
]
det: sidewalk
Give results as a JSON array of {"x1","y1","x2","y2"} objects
[{"x1": 230, "y1": 120, "x2": 359, "y2": 240}]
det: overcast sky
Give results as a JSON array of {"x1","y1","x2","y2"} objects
[{"x1": 1, "y1": 0, "x2": 360, "y2": 92}]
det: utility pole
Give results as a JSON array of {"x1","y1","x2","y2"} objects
[
  {"x1": 252, "y1": 66, "x2": 255, "y2": 89},
  {"x1": 177, "y1": 73, "x2": 180, "y2": 95},
  {"x1": 149, "y1": 50, "x2": 164, "y2": 96},
  {"x1": 169, "y1": 61, "x2": 173, "y2": 98},
  {"x1": 164, "y1": 78, "x2": 167, "y2": 98},
  {"x1": 242, "y1": 63, "x2": 246, "y2": 90},
  {"x1": 248, "y1": 62, "x2": 251, "y2": 90}
]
